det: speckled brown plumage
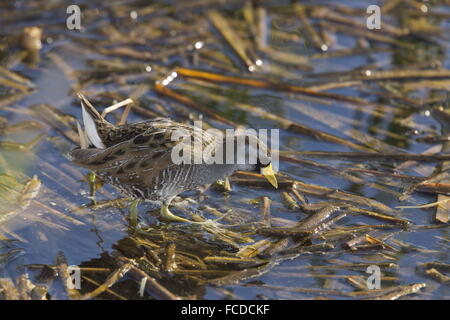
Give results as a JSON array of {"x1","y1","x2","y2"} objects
[{"x1": 69, "y1": 94, "x2": 277, "y2": 223}]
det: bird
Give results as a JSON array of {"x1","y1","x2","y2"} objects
[{"x1": 69, "y1": 94, "x2": 278, "y2": 223}]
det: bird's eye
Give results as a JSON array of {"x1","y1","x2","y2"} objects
[{"x1": 258, "y1": 159, "x2": 271, "y2": 169}]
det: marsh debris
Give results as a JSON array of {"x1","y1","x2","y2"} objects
[{"x1": 0, "y1": 0, "x2": 449, "y2": 300}]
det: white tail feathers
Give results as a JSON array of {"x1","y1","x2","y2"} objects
[
  {"x1": 76, "y1": 121, "x2": 90, "y2": 149},
  {"x1": 81, "y1": 100, "x2": 106, "y2": 149}
]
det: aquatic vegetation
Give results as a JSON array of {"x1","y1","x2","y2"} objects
[{"x1": 0, "y1": 0, "x2": 449, "y2": 300}]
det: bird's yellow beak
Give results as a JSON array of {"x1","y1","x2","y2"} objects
[{"x1": 261, "y1": 163, "x2": 278, "y2": 189}]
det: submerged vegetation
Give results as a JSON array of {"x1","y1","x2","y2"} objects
[{"x1": 0, "y1": 0, "x2": 449, "y2": 300}]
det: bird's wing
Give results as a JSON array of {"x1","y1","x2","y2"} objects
[{"x1": 69, "y1": 121, "x2": 219, "y2": 187}]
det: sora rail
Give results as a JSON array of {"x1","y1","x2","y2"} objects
[{"x1": 69, "y1": 94, "x2": 278, "y2": 223}]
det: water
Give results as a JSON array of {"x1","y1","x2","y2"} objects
[{"x1": 0, "y1": 0, "x2": 448, "y2": 300}]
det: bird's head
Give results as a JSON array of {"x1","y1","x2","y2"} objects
[{"x1": 229, "y1": 130, "x2": 278, "y2": 189}]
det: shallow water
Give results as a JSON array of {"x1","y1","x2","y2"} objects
[{"x1": 0, "y1": 0, "x2": 449, "y2": 300}]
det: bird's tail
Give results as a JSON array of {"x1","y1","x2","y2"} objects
[{"x1": 77, "y1": 93, "x2": 106, "y2": 149}]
